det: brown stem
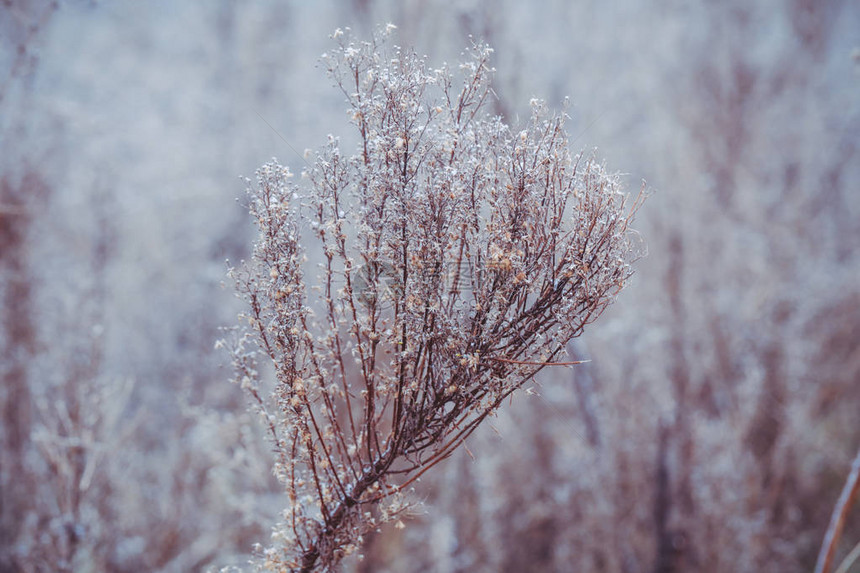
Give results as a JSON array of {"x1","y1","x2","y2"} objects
[
  {"x1": 298, "y1": 452, "x2": 394, "y2": 572},
  {"x1": 816, "y1": 447, "x2": 860, "y2": 573}
]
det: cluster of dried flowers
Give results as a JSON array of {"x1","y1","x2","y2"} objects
[{"x1": 227, "y1": 28, "x2": 643, "y2": 572}]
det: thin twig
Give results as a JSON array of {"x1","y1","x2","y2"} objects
[
  {"x1": 816, "y1": 447, "x2": 860, "y2": 573},
  {"x1": 835, "y1": 539, "x2": 860, "y2": 573},
  {"x1": 489, "y1": 357, "x2": 591, "y2": 367}
]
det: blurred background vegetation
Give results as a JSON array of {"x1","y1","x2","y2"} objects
[{"x1": 1, "y1": 1, "x2": 859, "y2": 571}]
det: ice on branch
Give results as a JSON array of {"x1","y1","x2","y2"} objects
[{"x1": 228, "y1": 27, "x2": 644, "y2": 573}]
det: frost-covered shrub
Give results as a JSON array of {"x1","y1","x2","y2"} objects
[{"x1": 228, "y1": 28, "x2": 643, "y2": 572}]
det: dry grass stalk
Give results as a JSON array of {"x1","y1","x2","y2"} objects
[
  {"x1": 816, "y1": 447, "x2": 860, "y2": 573},
  {"x1": 227, "y1": 27, "x2": 643, "y2": 572}
]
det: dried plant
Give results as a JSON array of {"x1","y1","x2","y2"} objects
[
  {"x1": 228, "y1": 28, "x2": 643, "y2": 572},
  {"x1": 816, "y1": 447, "x2": 860, "y2": 573}
]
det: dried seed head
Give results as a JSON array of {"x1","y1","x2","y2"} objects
[{"x1": 231, "y1": 27, "x2": 643, "y2": 572}]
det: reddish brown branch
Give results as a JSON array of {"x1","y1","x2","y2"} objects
[{"x1": 816, "y1": 447, "x2": 860, "y2": 573}]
